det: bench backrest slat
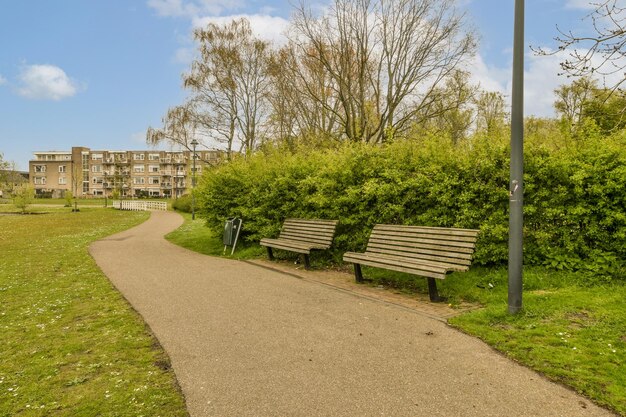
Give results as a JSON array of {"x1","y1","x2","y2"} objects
[
  {"x1": 366, "y1": 224, "x2": 479, "y2": 269},
  {"x1": 278, "y1": 218, "x2": 338, "y2": 248}
]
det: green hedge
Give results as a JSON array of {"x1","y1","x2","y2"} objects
[
  {"x1": 172, "y1": 194, "x2": 193, "y2": 213},
  {"x1": 197, "y1": 132, "x2": 626, "y2": 279}
]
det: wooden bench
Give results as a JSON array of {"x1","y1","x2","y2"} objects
[
  {"x1": 343, "y1": 224, "x2": 479, "y2": 302},
  {"x1": 260, "y1": 218, "x2": 339, "y2": 269}
]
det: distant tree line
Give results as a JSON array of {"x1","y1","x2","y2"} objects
[{"x1": 148, "y1": 0, "x2": 626, "y2": 156}]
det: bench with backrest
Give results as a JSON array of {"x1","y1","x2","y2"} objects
[
  {"x1": 260, "y1": 218, "x2": 339, "y2": 269},
  {"x1": 343, "y1": 224, "x2": 479, "y2": 302}
]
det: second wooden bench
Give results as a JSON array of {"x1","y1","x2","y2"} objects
[
  {"x1": 343, "y1": 224, "x2": 479, "y2": 302},
  {"x1": 260, "y1": 218, "x2": 339, "y2": 269}
]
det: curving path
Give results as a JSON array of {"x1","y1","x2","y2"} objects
[{"x1": 89, "y1": 211, "x2": 616, "y2": 417}]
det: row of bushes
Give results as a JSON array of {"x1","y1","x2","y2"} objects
[{"x1": 196, "y1": 131, "x2": 626, "y2": 279}]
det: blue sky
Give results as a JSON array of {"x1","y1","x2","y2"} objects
[{"x1": 0, "y1": 0, "x2": 598, "y2": 170}]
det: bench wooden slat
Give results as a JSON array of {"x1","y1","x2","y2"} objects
[
  {"x1": 371, "y1": 229, "x2": 478, "y2": 244},
  {"x1": 365, "y1": 245, "x2": 472, "y2": 268},
  {"x1": 374, "y1": 224, "x2": 479, "y2": 236},
  {"x1": 285, "y1": 218, "x2": 337, "y2": 225},
  {"x1": 369, "y1": 231, "x2": 477, "y2": 249},
  {"x1": 280, "y1": 229, "x2": 333, "y2": 240},
  {"x1": 344, "y1": 252, "x2": 453, "y2": 274},
  {"x1": 260, "y1": 238, "x2": 318, "y2": 254},
  {"x1": 279, "y1": 234, "x2": 333, "y2": 247},
  {"x1": 282, "y1": 224, "x2": 336, "y2": 232},
  {"x1": 367, "y1": 237, "x2": 475, "y2": 255},
  {"x1": 343, "y1": 252, "x2": 447, "y2": 280},
  {"x1": 260, "y1": 238, "x2": 319, "y2": 249},
  {"x1": 283, "y1": 221, "x2": 337, "y2": 229},
  {"x1": 365, "y1": 240, "x2": 473, "y2": 260},
  {"x1": 283, "y1": 219, "x2": 338, "y2": 229}
]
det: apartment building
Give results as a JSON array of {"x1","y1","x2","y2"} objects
[{"x1": 29, "y1": 147, "x2": 220, "y2": 198}]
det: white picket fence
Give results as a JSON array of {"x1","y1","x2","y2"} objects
[{"x1": 112, "y1": 200, "x2": 168, "y2": 211}]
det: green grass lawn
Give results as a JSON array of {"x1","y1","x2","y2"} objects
[
  {"x1": 168, "y1": 212, "x2": 626, "y2": 415},
  {"x1": 0, "y1": 208, "x2": 188, "y2": 416},
  {"x1": 446, "y1": 267, "x2": 626, "y2": 415},
  {"x1": 165, "y1": 212, "x2": 265, "y2": 260}
]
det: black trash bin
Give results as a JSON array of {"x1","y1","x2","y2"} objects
[{"x1": 223, "y1": 218, "x2": 242, "y2": 253}]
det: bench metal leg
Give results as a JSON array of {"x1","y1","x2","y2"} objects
[
  {"x1": 267, "y1": 247, "x2": 274, "y2": 261},
  {"x1": 427, "y1": 278, "x2": 446, "y2": 302},
  {"x1": 302, "y1": 254, "x2": 311, "y2": 270},
  {"x1": 354, "y1": 264, "x2": 364, "y2": 282}
]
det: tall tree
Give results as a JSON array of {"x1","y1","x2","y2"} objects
[
  {"x1": 553, "y1": 76, "x2": 597, "y2": 129},
  {"x1": 267, "y1": 44, "x2": 342, "y2": 145},
  {"x1": 290, "y1": 0, "x2": 476, "y2": 143},
  {"x1": 149, "y1": 18, "x2": 271, "y2": 158},
  {"x1": 553, "y1": 76, "x2": 626, "y2": 133},
  {"x1": 475, "y1": 90, "x2": 508, "y2": 135},
  {"x1": 419, "y1": 70, "x2": 477, "y2": 144}
]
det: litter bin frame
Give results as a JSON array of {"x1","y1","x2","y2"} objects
[{"x1": 223, "y1": 217, "x2": 242, "y2": 255}]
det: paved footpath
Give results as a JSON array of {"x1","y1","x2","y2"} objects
[{"x1": 89, "y1": 211, "x2": 616, "y2": 417}]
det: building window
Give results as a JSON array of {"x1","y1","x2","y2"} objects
[
  {"x1": 133, "y1": 165, "x2": 145, "y2": 173},
  {"x1": 133, "y1": 153, "x2": 145, "y2": 160},
  {"x1": 148, "y1": 153, "x2": 160, "y2": 161},
  {"x1": 34, "y1": 165, "x2": 46, "y2": 173},
  {"x1": 148, "y1": 165, "x2": 159, "y2": 173},
  {"x1": 83, "y1": 181, "x2": 89, "y2": 193},
  {"x1": 133, "y1": 177, "x2": 145, "y2": 185},
  {"x1": 92, "y1": 165, "x2": 102, "y2": 173},
  {"x1": 59, "y1": 165, "x2": 66, "y2": 173},
  {"x1": 34, "y1": 176, "x2": 46, "y2": 185},
  {"x1": 58, "y1": 177, "x2": 67, "y2": 185},
  {"x1": 91, "y1": 153, "x2": 103, "y2": 161},
  {"x1": 149, "y1": 177, "x2": 160, "y2": 185},
  {"x1": 93, "y1": 190, "x2": 103, "y2": 196},
  {"x1": 92, "y1": 177, "x2": 103, "y2": 185}
]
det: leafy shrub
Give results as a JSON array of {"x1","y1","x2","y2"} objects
[
  {"x1": 197, "y1": 131, "x2": 626, "y2": 280},
  {"x1": 172, "y1": 194, "x2": 193, "y2": 213}
]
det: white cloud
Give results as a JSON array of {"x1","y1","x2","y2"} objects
[
  {"x1": 467, "y1": 51, "x2": 567, "y2": 118},
  {"x1": 147, "y1": 0, "x2": 242, "y2": 18},
  {"x1": 17, "y1": 64, "x2": 81, "y2": 101},
  {"x1": 565, "y1": 0, "x2": 596, "y2": 10},
  {"x1": 173, "y1": 46, "x2": 196, "y2": 65},
  {"x1": 468, "y1": 54, "x2": 509, "y2": 94},
  {"x1": 469, "y1": 45, "x2": 626, "y2": 118},
  {"x1": 0, "y1": 73, "x2": 6, "y2": 85},
  {"x1": 192, "y1": 14, "x2": 290, "y2": 44}
]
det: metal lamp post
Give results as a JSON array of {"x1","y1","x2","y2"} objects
[
  {"x1": 509, "y1": 0, "x2": 524, "y2": 314},
  {"x1": 191, "y1": 139, "x2": 198, "y2": 220},
  {"x1": 103, "y1": 173, "x2": 108, "y2": 208}
]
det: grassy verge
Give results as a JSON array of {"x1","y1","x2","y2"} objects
[
  {"x1": 446, "y1": 268, "x2": 626, "y2": 416},
  {"x1": 165, "y1": 212, "x2": 264, "y2": 260},
  {"x1": 0, "y1": 208, "x2": 188, "y2": 416},
  {"x1": 166, "y1": 213, "x2": 625, "y2": 415}
]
